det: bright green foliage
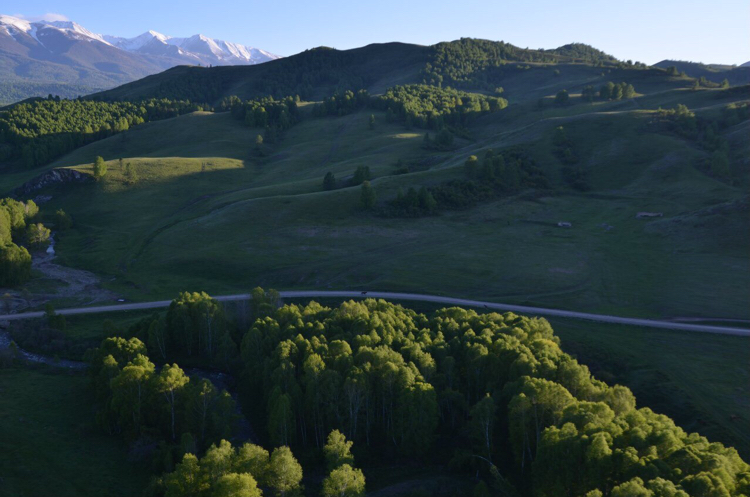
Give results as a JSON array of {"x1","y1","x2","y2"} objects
[
  {"x1": 109, "y1": 354, "x2": 155, "y2": 435},
  {"x1": 374, "y1": 84, "x2": 507, "y2": 130},
  {"x1": 234, "y1": 444, "x2": 270, "y2": 487},
  {"x1": 268, "y1": 446, "x2": 303, "y2": 496},
  {"x1": 322, "y1": 464, "x2": 366, "y2": 497},
  {"x1": 160, "y1": 441, "x2": 275, "y2": 497},
  {"x1": 324, "y1": 430, "x2": 355, "y2": 471},
  {"x1": 213, "y1": 473, "x2": 261, "y2": 497},
  {"x1": 93, "y1": 156, "x2": 107, "y2": 180},
  {"x1": 0, "y1": 197, "x2": 39, "y2": 286},
  {"x1": 599, "y1": 81, "x2": 635, "y2": 100},
  {"x1": 0, "y1": 207, "x2": 10, "y2": 246},
  {"x1": 26, "y1": 223, "x2": 51, "y2": 248},
  {"x1": 360, "y1": 181, "x2": 377, "y2": 210},
  {"x1": 237, "y1": 295, "x2": 749, "y2": 493},
  {"x1": 156, "y1": 364, "x2": 190, "y2": 440},
  {"x1": 0, "y1": 243, "x2": 31, "y2": 286}
]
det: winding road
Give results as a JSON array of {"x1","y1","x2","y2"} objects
[{"x1": 1, "y1": 290, "x2": 748, "y2": 336}]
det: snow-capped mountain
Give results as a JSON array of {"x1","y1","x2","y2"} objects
[
  {"x1": 0, "y1": 14, "x2": 279, "y2": 103},
  {"x1": 104, "y1": 30, "x2": 279, "y2": 66}
]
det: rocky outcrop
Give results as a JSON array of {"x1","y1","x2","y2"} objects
[{"x1": 13, "y1": 168, "x2": 92, "y2": 196}]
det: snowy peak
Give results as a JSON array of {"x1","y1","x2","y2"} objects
[
  {"x1": 0, "y1": 15, "x2": 112, "y2": 45},
  {"x1": 1, "y1": 14, "x2": 279, "y2": 66}
]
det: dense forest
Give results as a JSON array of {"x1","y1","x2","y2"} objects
[
  {"x1": 86, "y1": 290, "x2": 749, "y2": 496},
  {"x1": 0, "y1": 97, "x2": 202, "y2": 168},
  {"x1": 420, "y1": 39, "x2": 621, "y2": 90},
  {"x1": 373, "y1": 84, "x2": 508, "y2": 130}
]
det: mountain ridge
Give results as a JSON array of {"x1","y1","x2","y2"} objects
[{"x1": 0, "y1": 14, "x2": 279, "y2": 103}]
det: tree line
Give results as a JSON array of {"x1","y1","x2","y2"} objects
[
  {"x1": 77, "y1": 290, "x2": 750, "y2": 495},
  {"x1": 370, "y1": 84, "x2": 507, "y2": 131},
  {"x1": 381, "y1": 148, "x2": 549, "y2": 217},
  {"x1": 311, "y1": 90, "x2": 370, "y2": 117},
  {"x1": 654, "y1": 102, "x2": 749, "y2": 182},
  {"x1": 420, "y1": 39, "x2": 616, "y2": 90},
  {"x1": 0, "y1": 97, "x2": 203, "y2": 168}
]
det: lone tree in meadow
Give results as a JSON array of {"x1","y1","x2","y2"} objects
[
  {"x1": 323, "y1": 172, "x2": 337, "y2": 191},
  {"x1": 555, "y1": 90, "x2": 569, "y2": 105},
  {"x1": 92, "y1": 156, "x2": 107, "y2": 180},
  {"x1": 360, "y1": 181, "x2": 377, "y2": 210}
]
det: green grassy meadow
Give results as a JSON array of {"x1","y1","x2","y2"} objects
[
  {"x1": 0, "y1": 367, "x2": 150, "y2": 496},
  {"x1": 24, "y1": 85, "x2": 746, "y2": 320}
]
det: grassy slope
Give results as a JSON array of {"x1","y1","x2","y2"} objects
[
  {"x1": 31, "y1": 84, "x2": 747, "y2": 320},
  {"x1": 0, "y1": 367, "x2": 149, "y2": 496}
]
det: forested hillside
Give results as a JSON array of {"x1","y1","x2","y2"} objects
[{"x1": 88, "y1": 38, "x2": 646, "y2": 104}]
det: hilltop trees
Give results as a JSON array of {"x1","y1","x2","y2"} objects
[
  {"x1": 312, "y1": 90, "x2": 370, "y2": 117},
  {"x1": 0, "y1": 97, "x2": 200, "y2": 168},
  {"x1": 374, "y1": 84, "x2": 507, "y2": 130}
]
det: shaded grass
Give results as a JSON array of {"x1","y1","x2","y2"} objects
[
  {"x1": 32, "y1": 97, "x2": 747, "y2": 320},
  {"x1": 549, "y1": 317, "x2": 750, "y2": 459},
  {"x1": 0, "y1": 367, "x2": 150, "y2": 496}
]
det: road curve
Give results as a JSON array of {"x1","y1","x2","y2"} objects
[{"x1": 1, "y1": 291, "x2": 748, "y2": 337}]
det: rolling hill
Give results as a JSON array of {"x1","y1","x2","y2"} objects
[{"x1": 1, "y1": 36, "x2": 750, "y2": 492}]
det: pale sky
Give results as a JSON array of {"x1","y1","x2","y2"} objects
[{"x1": 7, "y1": 0, "x2": 750, "y2": 65}]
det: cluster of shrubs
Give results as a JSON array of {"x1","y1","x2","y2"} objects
[
  {"x1": 219, "y1": 95, "x2": 300, "y2": 144},
  {"x1": 382, "y1": 148, "x2": 549, "y2": 217}
]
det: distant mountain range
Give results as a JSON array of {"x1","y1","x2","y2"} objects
[{"x1": 0, "y1": 14, "x2": 279, "y2": 103}]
